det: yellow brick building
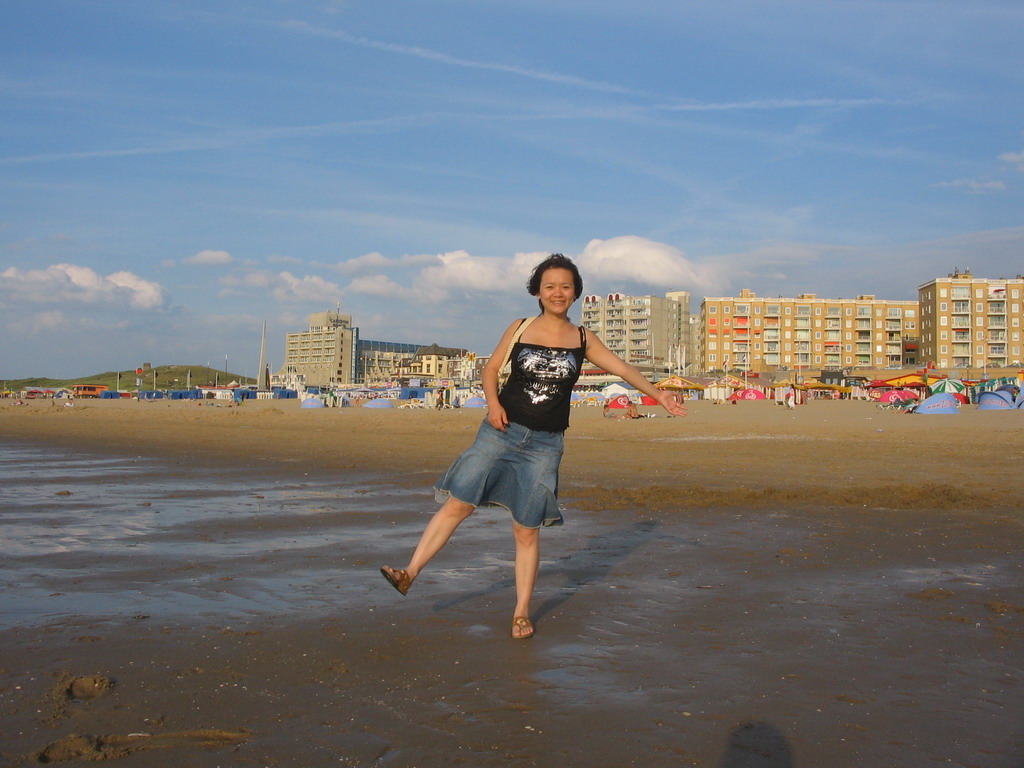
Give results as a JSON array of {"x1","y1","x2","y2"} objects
[
  {"x1": 918, "y1": 269, "x2": 1024, "y2": 370},
  {"x1": 700, "y1": 289, "x2": 919, "y2": 374}
]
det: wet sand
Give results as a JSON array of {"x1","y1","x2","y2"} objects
[{"x1": 1, "y1": 398, "x2": 1022, "y2": 766}]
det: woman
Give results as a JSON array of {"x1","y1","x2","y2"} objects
[{"x1": 380, "y1": 254, "x2": 687, "y2": 639}]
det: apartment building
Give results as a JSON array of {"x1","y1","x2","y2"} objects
[
  {"x1": 580, "y1": 290, "x2": 693, "y2": 379},
  {"x1": 918, "y1": 269, "x2": 1024, "y2": 370},
  {"x1": 356, "y1": 340, "x2": 422, "y2": 386},
  {"x1": 701, "y1": 289, "x2": 919, "y2": 374},
  {"x1": 278, "y1": 310, "x2": 358, "y2": 388}
]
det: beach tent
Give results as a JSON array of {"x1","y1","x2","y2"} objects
[
  {"x1": 300, "y1": 398, "x2": 325, "y2": 408},
  {"x1": 363, "y1": 398, "x2": 394, "y2": 409},
  {"x1": 913, "y1": 392, "x2": 959, "y2": 414},
  {"x1": 602, "y1": 383, "x2": 634, "y2": 400},
  {"x1": 728, "y1": 388, "x2": 767, "y2": 401},
  {"x1": 978, "y1": 390, "x2": 1015, "y2": 410},
  {"x1": 462, "y1": 396, "x2": 486, "y2": 408}
]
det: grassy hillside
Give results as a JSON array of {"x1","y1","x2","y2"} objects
[{"x1": 3, "y1": 365, "x2": 253, "y2": 392}]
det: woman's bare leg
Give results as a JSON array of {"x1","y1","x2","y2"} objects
[
  {"x1": 402, "y1": 497, "x2": 475, "y2": 583},
  {"x1": 512, "y1": 522, "x2": 539, "y2": 637}
]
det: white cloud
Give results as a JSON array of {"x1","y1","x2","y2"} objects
[
  {"x1": 346, "y1": 273, "x2": 417, "y2": 298},
  {"x1": 576, "y1": 236, "x2": 731, "y2": 295},
  {"x1": 185, "y1": 249, "x2": 233, "y2": 265},
  {"x1": 934, "y1": 178, "x2": 1007, "y2": 194},
  {"x1": 6, "y1": 309, "x2": 66, "y2": 333},
  {"x1": 218, "y1": 269, "x2": 342, "y2": 304},
  {"x1": 0, "y1": 263, "x2": 168, "y2": 310},
  {"x1": 415, "y1": 250, "x2": 525, "y2": 298},
  {"x1": 267, "y1": 254, "x2": 303, "y2": 264},
  {"x1": 273, "y1": 271, "x2": 342, "y2": 303},
  {"x1": 998, "y1": 150, "x2": 1024, "y2": 172},
  {"x1": 335, "y1": 251, "x2": 438, "y2": 275}
]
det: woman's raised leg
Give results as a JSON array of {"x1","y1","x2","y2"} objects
[{"x1": 381, "y1": 497, "x2": 475, "y2": 594}]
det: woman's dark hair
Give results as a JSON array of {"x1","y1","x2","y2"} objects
[{"x1": 527, "y1": 253, "x2": 583, "y2": 300}]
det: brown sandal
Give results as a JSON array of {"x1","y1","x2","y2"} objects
[
  {"x1": 380, "y1": 566, "x2": 411, "y2": 595},
  {"x1": 511, "y1": 616, "x2": 534, "y2": 640}
]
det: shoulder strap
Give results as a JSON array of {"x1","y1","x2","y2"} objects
[
  {"x1": 578, "y1": 325, "x2": 587, "y2": 349},
  {"x1": 499, "y1": 316, "x2": 536, "y2": 371}
]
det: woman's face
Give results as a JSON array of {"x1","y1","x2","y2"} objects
[{"x1": 538, "y1": 267, "x2": 576, "y2": 315}]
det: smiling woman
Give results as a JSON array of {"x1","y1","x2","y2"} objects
[{"x1": 379, "y1": 253, "x2": 688, "y2": 640}]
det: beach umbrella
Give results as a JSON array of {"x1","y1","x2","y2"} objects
[
  {"x1": 606, "y1": 394, "x2": 631, "y2": 409},
  {"x1": 879, "y1": 389, "x2": 917, "y2": 404},
  {"x1": 363, "y1": 398, "x2": 394, "y2": 409},
  {"x1": 929, "y1": 379, "x2": 965, "y2": 396},
  {"x1": 300, "y1": 398, "x2": 325, "y2": 408},
  {"x1": 462, "y1": 396, "x2": 486, "y2": 408}
]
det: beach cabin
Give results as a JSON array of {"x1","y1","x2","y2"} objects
[{"x1": 71, "y1": 384, "x2": 108, "y2": 398}]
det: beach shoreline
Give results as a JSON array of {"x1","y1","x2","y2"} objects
[{"x1": 3, "y1": 396, "x2": 1023, "y2": 511}]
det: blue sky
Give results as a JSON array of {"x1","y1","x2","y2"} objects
[{"x1": 2, "y1": 0, "x2": 1023, "y2": 379}]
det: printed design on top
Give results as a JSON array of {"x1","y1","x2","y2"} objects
[{"x1": 515, "y1": 346, "x2": 580, "y2": 405}]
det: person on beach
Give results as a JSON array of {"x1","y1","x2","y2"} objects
[{"x1": 380, "y1": 253, "x2": 688, "y2": 639}]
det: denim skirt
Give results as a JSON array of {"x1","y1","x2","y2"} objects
[{"x1": 434, "y1": 420, "x2": 565, "y2": 528}]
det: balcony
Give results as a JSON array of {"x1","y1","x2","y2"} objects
[{"x1": 950, "y1": 315, "x2": 971, "y2": 329}]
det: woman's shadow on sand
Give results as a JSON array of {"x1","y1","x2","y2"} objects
[
  {"x1": 432, "y1": 517, "x2": 701, "y2": 619},
  {"x1": 718, "y1": 722, "x2": 795, "y2": 767}
]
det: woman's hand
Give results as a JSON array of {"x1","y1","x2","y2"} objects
[
  {"x1": 656, "y1": 390, "x2": 688, "y2": 417},
  {"x1": 487, "y1": 403, "x2": 509, "y2": 431}
]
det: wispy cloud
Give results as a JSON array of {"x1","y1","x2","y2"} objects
[
  {"x1": 281, "y1": 21, "x2": 649, "y2": 97},
  {"x1": 933, "y1": 178, "x2": 1007, "y2": 194},
  {"x1": 999, "y1": 150, "x2": 1024, "y2": 171},
  {"x1": 656, "y1": 96, "x2": 896, "y2": 112},
  {"x1": 184, "y1": 249, "x2": 233, "y2": 266}
]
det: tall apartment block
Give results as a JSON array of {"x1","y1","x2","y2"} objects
[
  {"x1": 278, "y1": 310, "x2": 358, "y2": 388},
  {"x1": 580, "y1": 290, "x2": 693, "y2": 379},
  {"x1": 918, "y1": 269, "x2": 1024, "y2": 370},
  {"x1": 700, "y1": 289, "x2": 919, "y2": 374}
]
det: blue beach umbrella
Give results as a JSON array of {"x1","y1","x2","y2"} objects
[
  {"x1": 363, "y1": 398, "x2": 394, "y2": 409},
  {"x1": 300, "y1": 398, "x2": 325, "y2": 408},
  {"x1": 462, "y1": 396, "x2": 487, "y2": 408}
]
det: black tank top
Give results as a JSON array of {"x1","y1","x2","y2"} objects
[{"x1": 498, "y1": 325, "x2": 586, "y2": 433}]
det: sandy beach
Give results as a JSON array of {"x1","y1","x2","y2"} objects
[{"x1": 1, "y1": 398, "x2": 1022, "y2": 766}]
